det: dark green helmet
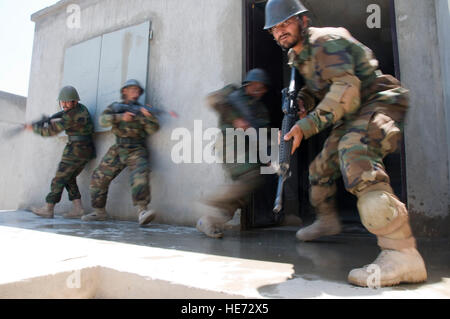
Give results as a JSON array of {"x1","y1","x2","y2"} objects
[
  {"x1": 243, "y1": 68, "x2": 271, "y2": 86},
  {"x1": 57, "y1": 86, "x2": 80, "y2": 102},
  {"x1": 264, "y1": 0, "x2": 308, "y2": 30},
  {"x1": 121, "y1": 79, "x2": 144, "y2": 95}
]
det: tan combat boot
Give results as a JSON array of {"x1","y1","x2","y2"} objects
[
  {"x1": 31, "y1": 203, "x2": 55, "y2": 219},
  {"x1": 348, "y1": 248, "x2": 427, "y2": 287},
  {"x1": 348, "y1": 189, "x2": 427, "y2": 287},
  {"x1": 138, "y1": 206, "x2": 156, "y2": 226},
  {"x1": 296, "y1": 205, "x2": 342, "y2": 241},
  {"x1": 196, "y1": 215, "x2": 228, "y2": 239},
  {"x1": 63, "y1": 199, "x2": 85, "y2": 219},
  {"x1": 81, "y1": 208, "x2": 108, "y2": 221},
  {"x1": 297, "y1": 184, "x2": 342, "y2": 241}
]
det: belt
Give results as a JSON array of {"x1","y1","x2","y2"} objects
[
  {"x1": 68, "y1": 135, "x2": 92, "y2": 142},
  {"x1": 116, "y1": 137, "x2": 145, "y2": 145}
]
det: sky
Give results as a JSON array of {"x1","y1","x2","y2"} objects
[{"x1": 0, "y1": 0, "x2": 59, "y2": 97}]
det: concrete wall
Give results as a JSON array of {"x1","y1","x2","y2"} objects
[
  {"x1": 0, "y1": 91, "x2": 27, "y2": 210},
  {"x1": 25, "y1": 0, "x2": 243, "y2": 224},
  {"x1": 395, "y1": 0, "x2": 450, "y2": 236}
]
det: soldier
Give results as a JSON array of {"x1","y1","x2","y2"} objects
[
  {"x1": 26, "y1": 86, "x2": 96, "y2": 219},
  {"x1": 197, "y1": 69, "x2": 271, "y2": 238},
  {"x1": 83, "y1": 79, "x2": 160, "y2": 226},
  {"x1": 264, "y1": 0, "x2": 427, "y2": 287}
]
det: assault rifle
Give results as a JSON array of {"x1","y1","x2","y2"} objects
[
  {"x1": 273, "y1": 68, "x2": 300, "y2": 214},
  {"x1": 1, "y1": 111, "x2": 65, "y2": 139},
  {"x1": 110, "y1": 103, "x2": 178, "y2": 118},
  {"x1": 227, "y1": 90, "x2": 268, "y2": 129}
]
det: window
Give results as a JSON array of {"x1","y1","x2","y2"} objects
[{"x1": 62, "y1": 21, "x2": 151, "y2": 132}]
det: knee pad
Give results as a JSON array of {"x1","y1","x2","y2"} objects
[{"x1": 357, "y1": 191, "x2": 408, "y2": 236}]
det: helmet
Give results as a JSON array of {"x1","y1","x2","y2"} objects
[
  {"x1": 264, "y1": 0, "x2": 309, "y2": 30},
  {"x1": 243, "y1": 68, "x2": 271, "y2": 86},
  {"x1": 58, "y1": 86, "x2": 80, "y2": 101},
  {"x1": 121, "y1": 79, "x2": 144, "y2": 95}
]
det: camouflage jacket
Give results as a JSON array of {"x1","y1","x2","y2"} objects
[
  {"x1": 289, "y1": 27, "x2": 409, "y2": 139},
  {"x1": 32, "y1": 103, "x2": 96, "y2": 160},
  {"x1": 32, "y1": 103, "x2": 94, "y2": 137},
  {"x1": 209, "y1": 86, "x2": 270, "y2": 132},
  {"x1": 208, "y1": 86, "x2": 271, "y2": 179},
  {"x1": 99, "y1": 100, "x2": 160, "y2": 139}
]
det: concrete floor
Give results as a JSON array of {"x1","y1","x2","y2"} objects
[{"x1": 0, "y1": 210, "x2": 449, "y2": 299}]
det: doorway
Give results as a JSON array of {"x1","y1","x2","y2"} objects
[{"x1": 242, "y1": 0, "x2": 405, "y2": 231}]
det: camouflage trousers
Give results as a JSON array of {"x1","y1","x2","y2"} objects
[
  {"x1": 309, "y1": 102, "x2": 405, "y2": 210},
  {"x1": 46, "y1": 157, "x2": 89, "y2": 204},
  {"x1": 90, "y1": 144, "x2": 150, "y2": 209}
]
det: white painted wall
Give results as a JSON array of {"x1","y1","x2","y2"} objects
[
  {"x1": 25, "y1": 0, "x2": 243, "y2": 224},
  {"x1": 0, "y1": 91, "x2": 27, "y2": 210},
  {"x1": 395, "y1": 0, "x2": 450, "y2": 235}
]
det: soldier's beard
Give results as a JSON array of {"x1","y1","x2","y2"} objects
[
  {"x1": 276, "y1": 25, "x2": 305, "y2": 51},
  {"x1": 277, "y1": 34, "x2": 301, "y2": 50}
]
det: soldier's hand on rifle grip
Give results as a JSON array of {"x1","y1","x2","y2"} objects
[
  {"x1": 140, "y1": 107, "x2": 153, "y2": 118},
  {"x1": 284, "y1": 125, "x2": 304, "y2": 155},
  {"x1": 122, "y1": 112, "x2": 136, "y2": 122}
]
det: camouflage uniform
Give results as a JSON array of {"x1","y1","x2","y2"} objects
[
  {"x1": 33, "y1": 103, "x2": 95, "y2": 204},
  {"x1": 204, "y1": 86, "x2": 271, "y2": 217},
  {"x1": 90, "y1": 101, "x2": 160, "y2": 209},
  {"x1": 288, "y1": 27, "x2": 409, "y2": 211}
]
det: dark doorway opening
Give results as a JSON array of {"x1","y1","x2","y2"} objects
[{"x1": 242, "y1": 0, "x2": 404, "y2": 232}]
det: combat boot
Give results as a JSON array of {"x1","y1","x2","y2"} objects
[
  {"x1": 196, "y1": 215, "x2": 228, "y2": 239},
  {"x1": 31, "y1": 203, "x2": 55, "y2": 219},
  {"x1": 138, "y1": 206, "x2": 156, "y2": 226},
  {"x1": 63, "y1": 199, "x2": 85, "y2": 219},
  {"x1": 348, "y1": 189, "x2": 427, "y2": 287},
  {"x1": 296, "y1": 207, "x2": 341, "y2": 241},
  {"x1": 81, "y1": 208, "x2": 108, "y2": 221},
  {"x1": 348, "y1": 248, "x2": 427, "y2": 287}
]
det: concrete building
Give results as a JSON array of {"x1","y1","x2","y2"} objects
[
  {"x1": 0, "y1": 91, "x2": 27, "y2": 210},
  {"x1": 2, "y1": 0, "x2": 448, "y2": 238}
]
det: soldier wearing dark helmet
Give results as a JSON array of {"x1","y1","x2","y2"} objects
[
  {"x1": 83, "y1": 79, "x2": 160, "y2": 226},
  {"x1": 26, "y1": 86, "x2": 96, "y2": 219},
  {"x1": 265, "y1": 0, "x2": 427, "y2": 287},
  {"x1": 196, "y1": 69, "x2": 271, "y2": 238}
]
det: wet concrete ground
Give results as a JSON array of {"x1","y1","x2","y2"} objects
[{"x1": 0, "y1": 210, "x2": 449, "y2": 298}]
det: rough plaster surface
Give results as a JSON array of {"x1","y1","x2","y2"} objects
[
  {"x1": 395, "y1": 0, "x2": 450, "y2": 235},
  {"x1": 0, "y1": 91, "x2": 27, "y2": 210},
  {"x1": 25, "y1": 0, "x2": 242, "y2": 225}
]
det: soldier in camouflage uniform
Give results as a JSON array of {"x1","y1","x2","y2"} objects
[
  {"x1": 27, "y1": 86, "x2": 96, "y2": 219},
  {"x1": 197, "y1": 69, "x2": 271, "y2": 238},
  {"x1": 83, "y1": 79, "x2": 160, "y2": 226},
  {"x1": 265, "y1": 0, "x2": 427, "y2": 287}
]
